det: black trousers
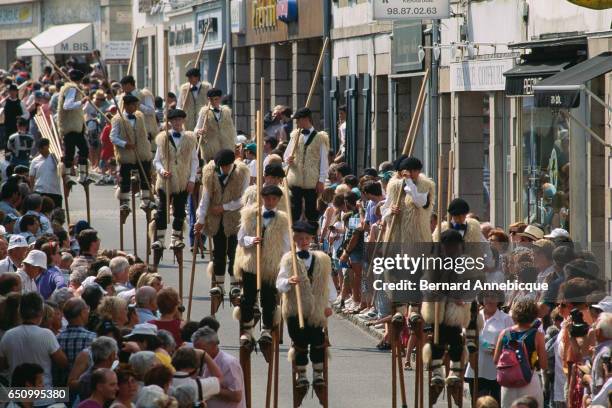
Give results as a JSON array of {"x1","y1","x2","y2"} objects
[
  {"x1": 287, "y1": 316, "x2": 325, "y2": 366},
  {"x1": 119, "y1": 161, "x2": 151, "y2": 194},
  {"x1": 430, "y1": 323, "x2": 464, "y2": 362},
  {"x1": 239, "y1": 273, "x2": 277, "y2": 328},
  {"x1": 467, "y1": 377, "x2": 501, "y2": 404},
  {"x1": 63, "y1": 131, "x2": 89, "y2": 167},
  {"x1": 212, "y1": 223, "x2": 237, "y2": 278},
  {"x1": 155, "y1": 189, "x2": 188, "y2": 231},
  {"x1": 289, "y1": 186, "x2": 318, "y2": 224},
  {"x1": 38, "y1": 192, "x2": 63, "y2": 209}
]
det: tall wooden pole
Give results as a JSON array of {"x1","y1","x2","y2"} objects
[
  {"x1": 282, "y1": 181, "x2": 305, "y2": 328},
  {"x1": 256, "y1": 77, "x2": 265, "y2": 291},
  {"x1": 127, "y1": 28, "x2": 140, "y2": 76},
  {"x1": 194, "y1": 20, "x2": 211, "y2": 70}
]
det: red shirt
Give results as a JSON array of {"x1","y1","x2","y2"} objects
[
  {"x1": 150, "y1": 319, "x2": 183, "y2": 347},
  {"x1": 100, "y1": 124, "x2": 114, "y2": 161}
]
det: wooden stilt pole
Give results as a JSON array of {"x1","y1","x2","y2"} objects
[{"x1": 187, "y1": 234, "x2": 199, "y2": 321}]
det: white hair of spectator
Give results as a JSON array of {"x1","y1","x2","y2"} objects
[
  {"x1": 596, "y1": 312, "x2": 612, "y2": 339},
  {"x1": 191, "y1": 327, "x2": 219, "y2": 346},
  {"x1": 69, "y1": 266, "x2": 89, "y2": 285},
  {"x1": 135, "y1": 286, "x2": 157, "y2": 308},
  {"x1": 49, "y1": 287, "x2": 74, "y2": 309},
  {"x1": 129, "y1": 351, "x2": 158, "y2": 380},
  {"x1": 136, "y1": 385, "x2": 169, "y2": 408},
  {"x1": 171, "y1": 383, "x2": 195, "y2": 408},
  {"x1": 157, "y1": 329, "x2": 176, "y2": 350},
  {"x1": 97, "y1": 266, "x2": 112, "y2": 278},
  {"x1": 60, "y1": 251, "x2": 73, "y2": 264},
  {"x1": 109, "y1": 256, "x2": 130, "y2": 276},
  {"x1": 90, "y1": 336, "x2": 118, "y2": 365}
]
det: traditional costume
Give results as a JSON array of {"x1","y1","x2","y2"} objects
[
  {"x1": 176, "y1": 68, "x2": 210, "y2": 131},
  {"x1": 194, "y1": 88, "x2": 236, "y2": 162},
  {"x1": 241, "y1": 163, "x2": 288, "y2": 212}
]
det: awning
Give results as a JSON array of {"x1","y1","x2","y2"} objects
[
  {"x1": 16, "y1": 23, "x2": 93, "y2": 57},
  {"x1": 533, "y1": 52, "x2": 612, "y2": 108},
  {"x1": 503, "y1": 60, "x2": 575, "y2": 96}
]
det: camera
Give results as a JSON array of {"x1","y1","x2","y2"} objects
[{"x1": 569, "y1": 308, "x2": 589, "y2": 338}]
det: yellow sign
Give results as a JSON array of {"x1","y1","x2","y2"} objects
[
  {"x1": 566, "y1": 0, "x2": 612, "y2": 9},
  {"x1": 252, "y1": 0, "x2": 277, "y2": 30}
]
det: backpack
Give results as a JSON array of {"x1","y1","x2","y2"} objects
[{"x1": 496, "y1": 328, "x2": 536, "y2": 388}]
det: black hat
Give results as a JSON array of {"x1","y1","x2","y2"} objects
[
  {"x1": 261, "y1": 185, "x2": 283, "y2": 197},
  {"x1": 207, "y1": 88, "x2": 222, "y2": 98},
  {"x1": 185, "y1": 68, "x2": 201, "y2": 78},
  {"x1": 292, "y1": 107, "x2": 312, "y2": 119},
  {"x1": 448, "y1": 198, "x2": 470, "y2": 216},
  {"x1": 167, "y1": 109, "x2": 186, "y2": 120},
  {"x1": 264, "y1": 163, "x2": 285, "y2": 178},
  {"x1": 362, "y1": 168, "x2": 378, "y2": 178},
  {"x1": 292, "y1": 220, "x2": 317, "y2": 235},
  {"x1": 122, "y1": 94, "x2": 139, "y2": 105},
  {"x1": 398, "y1": 157, "x2": 423, "y2": 171},
  {"x1": 13, "y1": 165, "x2": 29, "y2": 175},
  {"x1": 214, "y1": 149, "x2": 235, "y2": 166},
  {"x1": 7, "y1": 84, "x2": 17, "y2": 92},
  {"x1": 68, "y1": 69, "x2": 84, "y2": 81},
  {"x1": 119, "y1": 75, "x2": 135, "y2": 86}
]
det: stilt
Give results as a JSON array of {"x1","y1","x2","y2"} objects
[
  {"x1": 119, "y1": 201, "x2": 130, "y2": 252},
  {"x1": 291, "y1": 357, "x2": 309, "y2": 407},
  {"x1": 145, "y1": 209, "x2": 152, "y2": 265},
  {"x1": 391, "y1": 319, "x2": 397, "y2": 408},
  {"x1": 82, "y1": 181, "x2": 91, "y2": 225},
  {"x1": 63, "y1": 180, "x2": 71, "y2": 227},
  {"x1": 130, "y1": 170, "x2": 139, "y2": 257},
  {"x1": 391, "y1": 313, "x2": 407, "y2": 408},
  {"x1": 273, "y1": 325, "x2": 280, "y2": 408},
  {"x1": 313, "y1": 328, "x2": 330, "y2": 407},
  {"x1": 210, "y1": 273, "x2": 223, "y2": 316},
  {"x1": 187, "y1": 235, "x2": 199, "y2": 321},
  {"x1": 265, "y1": 328, "x2": 275, "y2": 408},
  {"x1": 240, "y1": 341, "x2": 254, "y2": 408},
  {"x1": 173, "y1": 247, "x2": 184, "y2": 300}
]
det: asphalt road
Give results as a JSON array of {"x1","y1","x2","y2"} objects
[{"x1": 68, "y1": 183, "x2": 462, "y2": 408}]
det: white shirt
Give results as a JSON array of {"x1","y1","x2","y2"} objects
[
  {"x1": 194, "y1": 106, "x2": 222, "y2": 132},
  {"x1": 29, "y1": 153, "x2": 62, "y2": 195},
  {"x1": 171, "y1": 372, "x2": 220, "y2": 402},
  {"x1": 152, "y1": 130, "x2": 198, "y2": 183},
  {"x1": 203, "y1": 350, "x2": 246, "y2": 408},
  {"x1": 282, "y1": 127, "x2": 329, "y2": 183},
  {"x1": 0, "y1": 324, "x2": 61, "y2": 388},
  {"x1": 62, "y1": 88, "x2": 84, "y2": 110},
  {"x1": 247, "y1": 160, "x2": 257, "y2": 178},
  {"x1": 237, "y1": 207, "x2": 290, "y2": 252},
  {"x1": 196, "y1": 166, "x2": 249, "y2": 225},
  {"x1": 17, "y1": 269, "x2": 39, "y2": 293},
  {"x1": 0, "y1": 256, "x2": 18, "y2": 273},
  {"x1": 110, "y1": 113, "x2": 137, "y2": 148},
  {"x1": 276, "y1": 251, "x2": 337, "y2": 305},
  {"x1": 381, "y1": 178, "x2": 428, "y2": 222},
  {"x1": 465, "y1": 309, "x2": 513, "y2": 380}
]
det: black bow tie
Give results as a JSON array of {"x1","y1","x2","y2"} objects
[
  {"x1": 191, "y1": 86, "x2": 198, "y2": 92},
  {"x1": 213, "y1": 108, "x2": 220, "y2": 114},
  {"x1": 297, "y1": 250, "x2": 310, "y2": 260},
  {"x1": 172, "y1": 131, "x2": 181, "y2": 138},
  {"x1": 126, "y1": 113, "x2": 136, "y2": 120},
  {"x1": 452, "y1": 223, "x2": 467, "y2": 231},
  {"x1": 301, "y1": 129, "x2": 310, "y2": 135},
  {"x1": 263, "y1": 210, "x2": 275, "y2": 219}
]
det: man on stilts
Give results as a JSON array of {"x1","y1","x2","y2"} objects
[
  {"x1": 241, "y1": 163, "x2": 288, "y2": 211},
  {"x1": 57, "y1": 69, "x2": 93, "y2": 187},
  {"x1": 194, "y1": 88, "x2": 237, "y2": 162},
  {"x1": 177, "y1": 68, "x2": 210, "y2": 132},
  {"x1": 194, "y1": 149, "x2": 250, "y2": 312},
  {"x1": 277, "y1": 220, "x2": 335, "y2": 404},
  {"x1": 234, "y1": 185, "x2": 289, "y2": 354},
  {"x1": 119, "y1": 75, "x2": 159, "y2": 143},
  {"x1": 284, "y1": 108, "x2": 329, "y2": 224},
  {"x1": 150, "y1": 108, "x2": 198, "y2": 256},
  {"x1": 110, "y1": 95, "x2": 153, "y2": 213}
]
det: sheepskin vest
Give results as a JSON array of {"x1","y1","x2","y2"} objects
[
  {"x1": 280, "y1": 250, "x2": 331, "y2": 328},
  {"x1": 112, "y1": 111, "x2": 153, "y2": 164},
  {"x1": 179, "y1": 81, "x2": 210, "y2": 131},
  {"x1": 57, "y1": 83, "x2": 85, "y2": 134},
  {"x1": 198, "y1": 105, "x2": 236, "y2": 162},
  {"x1": 385, "y1": 174, "x2": 436, "y2": 243},
  {"x1": 286, "y1": 130, "x2": 330, "y2": 189},
  {"x1": 433, "y1": 218, "x2": 483, "y2": 243},
  {"x1": 154, "y1": 131, "x2": 197, "y2": 194},
  {"x1": 139, "y1": 88, "x2": 159, "y2": 136},
  {"x1": 241, "y1": 184, "x2": 288, "y2": 212},
  {"x1": 421, "y1": 301, "x2": 471, "y2": 328},
  {"x1": 234, "y1": 205, "x2": 288, "y2": 283},
  {"x1": 201, "y1": 160, "x2": 250, "y2": 236}
]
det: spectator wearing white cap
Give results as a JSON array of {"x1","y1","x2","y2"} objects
[
  {"x1": 544, "y1": 227, "x2": 570, "y2": 240},
  {"x1": 16, "y1": 249, "x2": 47, "y2": 293},
  {"x1": 0, "y1": 235, "x2": 28, "y2": 273}
]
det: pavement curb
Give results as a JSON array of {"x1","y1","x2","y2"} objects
[{"x1": 335, "y1": 311, "x2": 385, "y2": 340}]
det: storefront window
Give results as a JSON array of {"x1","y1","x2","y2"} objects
[{"x1": 520, "y1": 96, "x2": 570, "y2": 232}]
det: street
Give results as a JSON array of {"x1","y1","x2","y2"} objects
[{"x1": 66, "y1": 183, "x2": 462, "y2": 408}]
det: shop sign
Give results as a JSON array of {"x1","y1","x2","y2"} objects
[
  {"x1": 231, "y1": 0, "x2": 246, "y2": 34},
  {"x1": 0, "y1": 4, "x2": 32, "y2": 26},
  {"x1": 450, "y1": 58, "x2": 514, "y2": 92},
  {"x1": 277, "y1": 0, "x2": 298, "y2": 23},
  {"x1": 103, "y1": 41, "x2": 131, "y2": 65},
  {"x1": 252, "y1": 0, "x2": 277, "y2": 30},
  {"x1": 373, "y1": 0, "x2": 450, "y2": 20},
  {"x1": 391, "y1": 21, "x2": 422, "y2": 74}
]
